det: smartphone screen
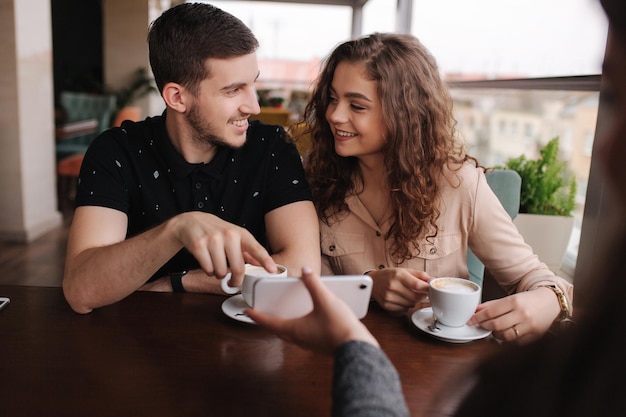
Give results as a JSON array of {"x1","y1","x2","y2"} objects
[{"x1": 0, "y1": 297, "x2": 10, "y2": 311}]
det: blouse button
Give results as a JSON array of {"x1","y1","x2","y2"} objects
[
  {"x1": 429, "y1": 247, "x2": 437, "y2": 255},
  {"x1": 195, "y1": 182, "x2": 202, "y2": 189},
  {"x1": 329, "y1": 245, "x2": 336, "y2": 252},
  {"x1": 378, "y1": 265, "x2": 385, "y2": 269},
  {"x1": 197, "y1": 202, "x2": 204, "y2": 209},
  {"x1": 376, "y1": 231, "x2": 382, "y2": 237}
]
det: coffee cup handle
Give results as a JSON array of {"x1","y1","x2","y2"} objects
[{"x1": 220, "y1": 273, "x2": 241, "y2": 295}]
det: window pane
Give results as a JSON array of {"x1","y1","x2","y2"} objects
[
  {"x1": 451, "y1": 87, "x2": 599, "y2": 278},
  {"x1": 208, "y1": 1, "x2": 351, "y2": 61},
  {"x1": 361, "y1": 0, "x2": 608, "y2": 77}
]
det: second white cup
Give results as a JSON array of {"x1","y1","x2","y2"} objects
[{"x1": 221, "y1": 264, "x2": 287, "y2": 306}]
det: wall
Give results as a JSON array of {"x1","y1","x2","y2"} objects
[
  {"x1": 0, "y1": 0, "x2": 62, "y2": 242},
  {"x1": 103, "y1": 0, "x2": 166, "y2": 119},
  {"x1": 0, "y1": 0, "x2": 168, "y2": 243}
]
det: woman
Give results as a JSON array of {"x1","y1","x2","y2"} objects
[{"x1": 301, "y1": 32, "x2": 572, "y2": 342}]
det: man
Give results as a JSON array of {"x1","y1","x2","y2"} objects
[{"x1": 62, "y1": 3, "x2": 320, "y2": 314}]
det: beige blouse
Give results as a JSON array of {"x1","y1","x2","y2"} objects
[{"x1": 320, "y1": 164, "x2": 574, "y2": 306}]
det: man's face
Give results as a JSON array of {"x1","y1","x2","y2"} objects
[{"x1": 184, "y1": 53, "x2": 261, "y2": 149}]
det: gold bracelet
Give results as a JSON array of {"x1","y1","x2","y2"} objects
[{"x1": 538, "y1": 284, "x2": 571, "y2": 322}]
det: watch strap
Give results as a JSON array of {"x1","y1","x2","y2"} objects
[{"x1": 169, "y1": 271, "x2": 188, "y2": 293}]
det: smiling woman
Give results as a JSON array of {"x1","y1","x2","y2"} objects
[{"x1": 303, "y1": 32, "x2": 574, "y2": 346}]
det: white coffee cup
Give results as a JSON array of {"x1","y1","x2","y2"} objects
[
  {"x1": 429, "y1": 277, "x2": 481, "y2": 328},
  {"x1": 221, "y1": 264, "x2": 287, "y2": 306}
]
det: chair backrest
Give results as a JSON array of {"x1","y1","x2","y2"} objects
[
  {"x1": 56, "y1": 92, "x2": 117, "y2": 160},
  {"x1": 288, "y1": 122, "x2": 312, "y2": 157},
  {"x1": 468, "y1": 169, "x2": 522, "y2": 285},
  {"x1": 60, "y1": 91, "x2": 117, "y2": 133}
]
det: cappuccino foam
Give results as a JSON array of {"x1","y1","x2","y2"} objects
[
  {"x1": 245, "y1": 265, "x2": 286, "y2": 277},
  {"x1": 431, "y1": 278, "x2": 476, "y2": 293}
]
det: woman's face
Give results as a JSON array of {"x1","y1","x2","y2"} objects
[
  {"x1": 599, "y1": 30, "x2": 626, "y2": 205},
  {"x1": 325, "y1": 61, "x2": 386, "y2": 160}
]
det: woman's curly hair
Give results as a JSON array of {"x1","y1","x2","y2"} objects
[{"x1": 302, "y1": 33, "x2": 476, "y2": 262}]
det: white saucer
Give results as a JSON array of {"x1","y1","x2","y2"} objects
[
  {"x1": 221, "y1": 295, "x2": 256, "y2": 324},
  {"x1": 411, "y1": 307, "x2": 492, "y2": 343}
]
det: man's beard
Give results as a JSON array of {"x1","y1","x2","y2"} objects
[{"x1": 185, "y1": 102, "x2": 245, "y2": 149}]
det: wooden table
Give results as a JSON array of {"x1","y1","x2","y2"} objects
[{"x1": 0, "y1": 285, "x2": 499, "y2": 417}]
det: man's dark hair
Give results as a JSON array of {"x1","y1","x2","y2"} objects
[{"x1": 148, "y1": 2, "x2": 259, "y2": 95}]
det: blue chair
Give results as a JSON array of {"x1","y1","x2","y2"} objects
[
  {"x1": 467, "y1": 169, "x2": 522, "y2": 287},
  {"x1": 55, "y1": 92, "x2": 117, "y2": 161}
]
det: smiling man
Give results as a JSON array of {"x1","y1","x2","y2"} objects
[{"x1": 62, "y1": 3, "x2": 320, "y2": 314}]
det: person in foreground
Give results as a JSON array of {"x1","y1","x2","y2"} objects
[
  {"x1": 301, "y1": 32, "x2": 572, "y2": 342},
  {"x1": 253, "y1": 1, "x2": 626, "y2": 415},
  {"x1": 246, "y1": 267, "x2": 410, "y2": 417},
  {"x1": 62, "y1": 3, "x2": 320, "y2": 314},
  {"x1": 450, "y1": 2, "x2": 626, "y2": 415}
]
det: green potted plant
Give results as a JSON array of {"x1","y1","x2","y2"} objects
[
  {"x1": 502, "y1": 137, "x2": 576, "y2": 216},
  {"x1": 499, "y1": 137, "x2": 577, "y2": 272}
]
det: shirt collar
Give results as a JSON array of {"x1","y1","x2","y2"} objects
[
  {"x1": 345, "y1": 194, "x2": 384, "y2": 231},
  {"x1": 154, "y1": 113, "x2": 229, "y2": 181}
]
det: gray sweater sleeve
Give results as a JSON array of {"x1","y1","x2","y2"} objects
[{"x1": 332, "y1": 341, "x2": 410, "y2": 417}]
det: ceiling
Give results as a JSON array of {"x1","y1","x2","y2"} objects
[{"x1": 217, "y1": 0, "x2": 370, "y2": 5}]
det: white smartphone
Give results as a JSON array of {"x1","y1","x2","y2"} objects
[
  {"x1": 251, "y1": 275, "x2": 373, "y2": 319},
  {"x1": 0, "y1": 297, "x2": 10, "y2": 311}
]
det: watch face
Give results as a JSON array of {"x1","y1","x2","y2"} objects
[{"x1": 557, "y1": 318, "x2": 576, "y2": 330}]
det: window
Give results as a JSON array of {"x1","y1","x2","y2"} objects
[
  {"x1": 449, "y1": 82, "x2": 599, "y2": 278},
  {"x1": 208, "y1": 0, "x2": 609, "y2": 281}
]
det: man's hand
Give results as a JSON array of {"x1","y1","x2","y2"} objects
[
  {"x1": 63, "y1": 208, "x2": 275, "y2": 313},
  {"x1": 170, "y1": 211, "x2": 277, "y2": 287}
]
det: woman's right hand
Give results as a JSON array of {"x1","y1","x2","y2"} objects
[{"x1": 368, "y1": 268, "x2": 431, "y2": 312}]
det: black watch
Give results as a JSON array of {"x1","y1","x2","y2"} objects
[{"x1": 169, "y1": 271, "x2": 188, "y2": 293}]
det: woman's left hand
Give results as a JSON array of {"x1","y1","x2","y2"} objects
[{"x1": 467, "y1": 287, "x2": 561, "y2": 344}]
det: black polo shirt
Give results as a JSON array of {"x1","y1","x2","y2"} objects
[{"x1": 76, "y1": 114, "x2": 312, "y2": 280}]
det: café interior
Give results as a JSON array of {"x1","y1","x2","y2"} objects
[{"x1": 0, "y1": 0, "x2": 624, "y2": 415}]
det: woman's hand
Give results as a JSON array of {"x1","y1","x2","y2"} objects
[
  {"x1": 368, "y1": 268, "x2": 431, "y2": 312},
  {"x1": 467, "y1": 287, "x2": 561, "y2": 343},
  {"x1": 246, "y1": 267, "x2": 379, "y2": 355}
]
